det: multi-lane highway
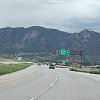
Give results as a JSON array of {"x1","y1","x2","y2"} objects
[{"x1": 0, "y1": 64, "x2": 100, "y2": 100}]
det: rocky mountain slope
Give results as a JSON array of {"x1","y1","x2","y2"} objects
[{"x1": 0, "y1": 26, "x2": 100, "y2": 62}]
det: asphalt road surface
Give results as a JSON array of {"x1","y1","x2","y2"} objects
[{"x1": 0, "y1": 64, "x2": 100, "y2": 100}]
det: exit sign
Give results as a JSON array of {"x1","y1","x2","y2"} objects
[{"x1": 59, "y1": 50, "x2": 71, "y2": 55}]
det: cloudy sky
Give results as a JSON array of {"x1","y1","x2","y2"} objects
[{"x1": 0, "y1": 0, "x2": 100, "y2": 32}]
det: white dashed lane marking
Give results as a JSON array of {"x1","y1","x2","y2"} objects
[
  {"x1": 50, "y1": 83, "x2": 54, "y2": 87},
  {"x1": 30, "y1": 97, "x2": 35, "y2": 100},
  {"x1": 29, "y1": 72, "x2": 58, "y2": 100}
]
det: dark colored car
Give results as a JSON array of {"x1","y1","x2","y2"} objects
[
  {"x1": 49, "y1": 63, "x2": 55, "y2": 69},
  {"x1": 38, "y1": 63, "x2": 41, "y2": 65}
]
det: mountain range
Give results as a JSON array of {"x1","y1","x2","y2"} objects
[{"x1": 0, "y1": 26, "x2": 100, "y2": 63}]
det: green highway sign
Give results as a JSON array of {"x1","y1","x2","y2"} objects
[
  {"x1": 62, "y1": 60, "x2": 66, "y2": 65},
  {"x1": 59, "y1": 50, "x2": 71, "y2": 55}
]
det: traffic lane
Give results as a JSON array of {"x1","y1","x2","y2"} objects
[
  {"x1": 0, "y1": 64, "x2": 54, "y2": 100},
  {"x1": 57, "y1": 68, "x2": 100, "y2": 99},
  {"x1": 0, "y1": 64, "x2": 36, "y2": 84},
  {"x1": 0, "y1": 65, "x2": 57, "y2": 100},
  {"x1": 67, "y1": 68, "x2": 100, "y2": 82},
  {"x1": 39, "y1": 67, "x2": 100, "y2": 100},
  {"x1": 0, "y1": 64, "x2": 48, "y2": 83}
]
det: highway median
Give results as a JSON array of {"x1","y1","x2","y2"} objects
[{"x1": 0, "y1": 63, "x2": 32, "y2": 75}]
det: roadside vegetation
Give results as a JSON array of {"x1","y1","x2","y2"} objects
[
  {"x1": 69, "y1": 66, "x2": 100, "y2": 74},
  {"x1": 0, "y1": 57, "x2": 16, "y2": 62},
  {"x1": 0, "y1": 63, "x2": 32, "y2": 75}
]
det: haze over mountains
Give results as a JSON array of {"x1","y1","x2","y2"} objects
[{"x1": 0, "y1": 26, "x2": 100, "y2": 63}]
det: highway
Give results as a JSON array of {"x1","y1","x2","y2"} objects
[{"x1": 0, "y1": 64, "x2": 100, "y2": 100}]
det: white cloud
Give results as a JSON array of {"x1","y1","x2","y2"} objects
[
  {"x1": 45, "y1": 0, "x2": 66, "y2": 4},
  {"x1": 0, "y1": 0, "x2": 100, "y2": 32}
]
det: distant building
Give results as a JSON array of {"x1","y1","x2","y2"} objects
[{"x1": 18, "y1": 57, "x2": 22, "y2": 61}]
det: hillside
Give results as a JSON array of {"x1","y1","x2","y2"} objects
[{"x1": 0, "y1": 26, "x2": 100, "y2": 63}]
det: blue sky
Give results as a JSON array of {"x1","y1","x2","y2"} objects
[{"x1": 0, "y1": 0, "x2": 100, "y2": 32}]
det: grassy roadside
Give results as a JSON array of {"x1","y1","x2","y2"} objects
[
  {"x1": 0, "y1": 57, "x2": 16, "y2": 62},
  {"x1": 69, "y1": 67, "x2": 100, "y2": 74},
  {"x1": 0, "y1": 63, "x2": 32, "y2": 75}
]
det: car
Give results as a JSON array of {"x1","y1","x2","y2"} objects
[
  {"x1": 38, "y1": 63, "x2": 41, "y2": 65},
  {"x1": 49, "y1": 63, "x2": 55, "y2": 69}
]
